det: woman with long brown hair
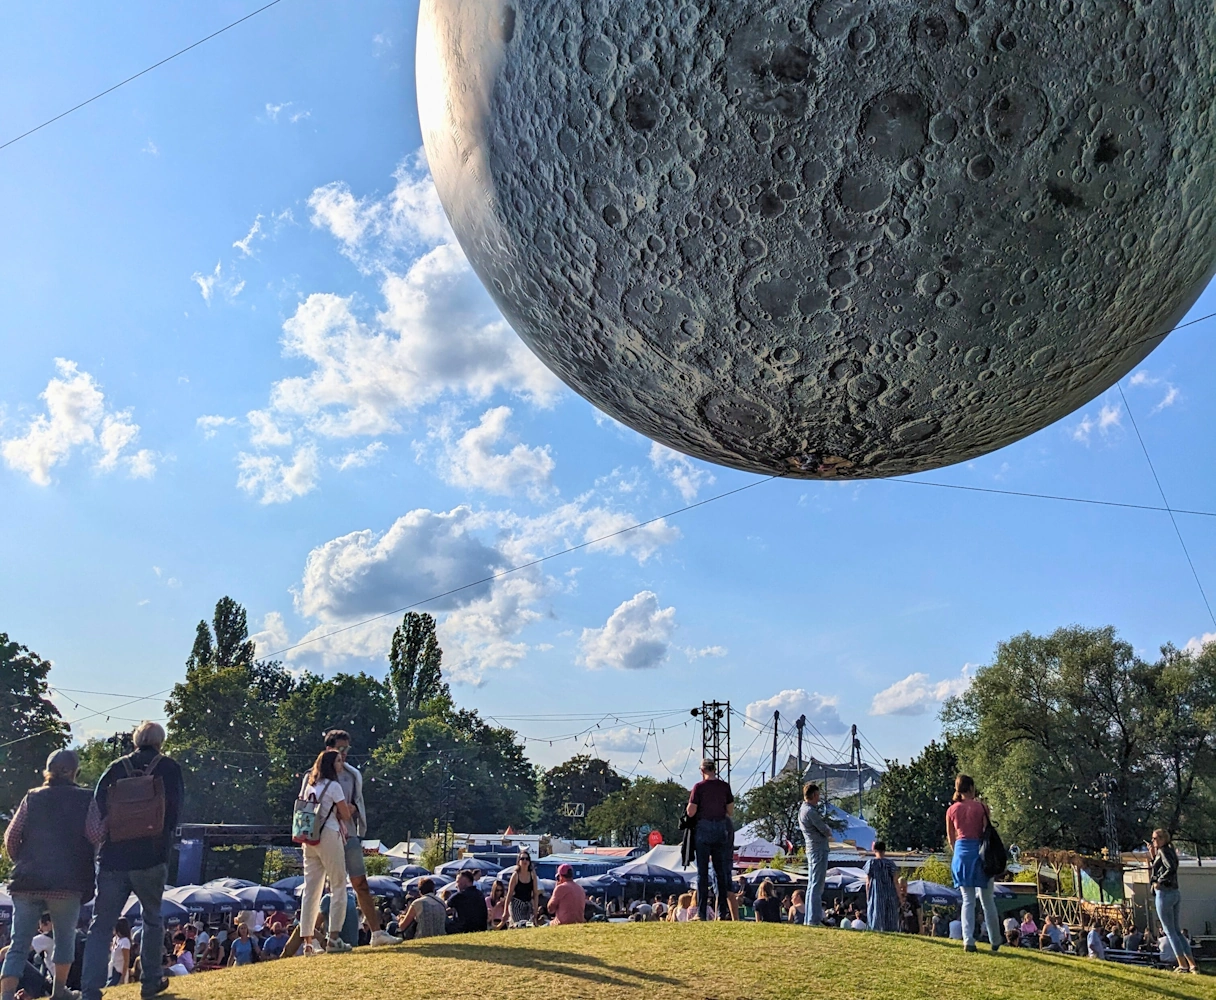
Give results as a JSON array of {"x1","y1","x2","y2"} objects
[
  {"x1": 298, "y1": 749, "x2": 354, "y2": 956},
  {"x1": 945, "y1": 774, "x2": 1002, "y2": 952},
  {"x1": 502, "y1": 851, "x2": 539, "y2": 927}
]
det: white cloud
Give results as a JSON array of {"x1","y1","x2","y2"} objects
[
  {"x1": 745, "y1": 689, "x2": 847, "y2": 735},
  {"x1": 580, "y1": 591, "x2": 676, "y2": 671},
  {"x1": 288, "y1": 497, "x2": 678, "y2": 680},
  {"x1": 197, "y1": 415, "x2": 238, "y2": 439},
  {"x1": 191, "y1": 261, "x2": 243, "y2": 303},
  {"x1": 141, "y1": 139, "x2": 159, "y2": 156},
  {"x1": 2, "y1": 359, "x2": 153, "y2": 484},
  {"x1": 333, "y1": 441, "x2": 386, "y2": 471},
  {"x1": 249, "y1": 612, "x2": 291, "y2": 659},
  {"x1": 437, "y1": 406, "x2": 554, "y2": 498},
  {"x1": 233, "y1": 215, "x2": 263, "y2": 257},
  {"x1": 236, "y1": 445, "x2": 319, "y2": 504},
  {"x1": 649, "y1": 442, "x2": 715, "y2": 502},
  {"x1": 247, "y1": 409, "x2": 293, "y2": 448},
  {"x1": 1072, "y1": 401, "x2": 1122, "y2": 444},
  {"x1": 596, "y1": 726, "x2": 651, "y2": 753},
  {"x1": 685, "y1": 645, "x2": 728, "y2": 660},
  {"x1": 1130, "y1": 370, "x2": 1181, "y2": 413},
  {"x1": 1184, "y1": 632, "x2": 1216, "y2": 655},
  {"x1": 869, "y1": 665, "x2": 973, "y2": 717}
]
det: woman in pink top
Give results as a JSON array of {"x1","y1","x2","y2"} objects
[{"x1": 945, "y1": 774, "x2": 1002, "y2": 953}]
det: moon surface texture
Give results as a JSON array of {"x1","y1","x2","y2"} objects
[{"x1": 418, "y1": 0, "x2": 1216, "y2": 478}]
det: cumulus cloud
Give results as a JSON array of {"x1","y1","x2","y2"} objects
[
  {"x1": 197, "y1": 415, "x2": 238, "y2": 439},
  {"x1": 2, "y1": 359, "x2": 155, "y2": 484},
  {"x1": 745, "y1": 689, "x2": 847, "y2": 735},
  {"x1": 649, "y1": 442, "x2": 715, "y2": 502},
  {"x1": 247, "y1": 409, "x2": 293, "y2": 448},
  {"x1": 249, "y1": 612, "x2": 291, "y2": 659},
  {"x1": 1184, "y1": 632, "x2": 1216, "y2": 655},
  {"x1": 580, "y1": 591, "x2": 677, "y2": 671},
  {"x1": 1072, "y1": 402, "x2": 1122, "y2": 444},
  {"x1": 596, "y1": 726, "x2": 651, "y2": 753},
  {"x1": 288, "y1": 499, "x2": 678, "y2": 680},
  {"x1": 685, "y1": 645, "x2": 728, "y2": 660},
  {"x1": 333, "y1": 441, "x2": 386, "y2": 471},
  {"x1": 869, "y1": 666, "x2": 973, "y2": 716},
  {"x1": 436, "y1": 406, "x2": 554, "y2": 498},
  {"x1": 236, "y1": 445, "x2": 318, "y2": 504}
]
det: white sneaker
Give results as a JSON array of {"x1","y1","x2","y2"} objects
[
  {"x1": 327, "y1": 938, "x2": 354, "y2": 953},
  {"x1": 370, "y1": 930, "x2": 402, "y2": 947}
]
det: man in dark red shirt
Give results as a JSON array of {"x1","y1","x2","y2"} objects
[{"x1": 686, "y1": 759, "x2": 734, "y2": 921}]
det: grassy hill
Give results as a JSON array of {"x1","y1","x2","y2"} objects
[{"x1": 115, "y1": 923, "x2": 1214, "y2": 1000}]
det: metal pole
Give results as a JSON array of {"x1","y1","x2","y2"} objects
[
  {"x1": 796, "y1": 715, "x2": 806, "y2": 778},
  {"x1": 771, "y1": 710, "x2": 780, "y2": 783},
  {"x1": 851, "y1": 724, "x2": 863, "y2": 818}
]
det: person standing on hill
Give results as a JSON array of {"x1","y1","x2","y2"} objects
[
  {"x1": 945, "y1": 774, "x2": 1002, "y2": 954},
  {"x1": 297, "y1": 750, "x2": 353, "y2": 957},
  {"x1": 2, "y1": 749, "x2": 104, "y2": 1000},
  {"x1": 863, "y1": 841, "x2": 901, "y2": 932},
  {"x1": 82, "y1": 722, "x2": 184, "y2": 1000},
  {"x1": 686, "y1": 759, "x2": 734, "y2": 922},
  {"x1": 324, "y1": 730, "x2": 400, "y2": 946},
  {"x1": 799, "y1": 783, "x2": 831, "y2": 926},
  {"x1": 1149, "y1": 828, "x2": 1199, "y2": 974}
]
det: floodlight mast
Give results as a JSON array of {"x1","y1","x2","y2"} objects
[{"x1": 691, "y1": 701, "x2": 730, "y2": 783}]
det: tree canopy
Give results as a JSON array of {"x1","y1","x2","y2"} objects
[
  {"x1": 942, "y1": 625, "x2": 1216, "y2": 852},
  {"x1": 869, "y1": 739, "x2": 959, "y2": 851},
  {"x1": 0, "y1": 633, "x2": 69, "y2": 812},
  {"x1": 585, "y1": 776, "x2": 688, "y2": 846},
  {"x1": 539, "y1": 754, "x2": 629, "y2": 838}
]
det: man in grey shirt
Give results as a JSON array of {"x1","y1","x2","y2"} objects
[
  {"x1": 325, "y1": 730, "x2": 399, "y2": 946},
  {"x1": 799, "y1": 783, "x2": 832, "y2": 926}
]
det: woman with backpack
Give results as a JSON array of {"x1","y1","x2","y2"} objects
[
  {"x1": 945, "y1": 774, "x2": 1002, "y2": 953},
  {"x1": 297, "y1": 750, "x2": 354, "y2": 956},
  {"x1": 2, "y1": 748, "x2": 103, "y2": 1000}
]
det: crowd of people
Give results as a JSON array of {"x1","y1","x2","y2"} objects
[{"x1": 0, "y1": 733, "x2": 1204, "y2": 1000}]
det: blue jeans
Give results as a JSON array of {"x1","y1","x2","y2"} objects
[
  {"x1": 1155, "y1": 888, "x2": 1193, "y2": 963},
  {"x1": 82, "y1": 864, "x2": 166, "y2": 999},
  {"x1": 1, "y1": 893, "x2": 82, "y2": 979},
  {"x1": 805, "y1": 839, "x2": 828, "y2": 925},
  {"x1": 959, "y1": 879, "x2": 1001, "y2": 948},
  {"x1": 694, "y1": 818, "x2": 733, "y2": 921}
]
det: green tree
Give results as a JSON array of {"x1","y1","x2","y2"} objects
[
  {"x1": 584, "y1": 776, "x2": 688, "y2": 846},
  {"x1": 539, "y1": 755, "x2": 628, "y2": 838},
  {"x1": 1141, "y1": 641, "x2": 1216, "y2": 839},
  {"x1": 871, "y1": 739, "x2": 959, "y2": 851},
  {"x1": 941, "y1": 625, "x2": 1157, "y2": 852},
  {"x1": 265, "y1": 672, "x2": 397, "y2": 821},
  {"x1": 737, "y1": 771, "x2": 804, "y2": 847},
  {"x1": 387, "y1": 613, "x2": 447, "y2": 724},
  {"x1": 165, "y1": 597, "x2": 295, "y2": 823},
  {"x1": 75, "y1": 732, "x2": 133, "y2": 791},
  {"x1": 0, "y1": 633, "x2": 70, "y2": 812}
]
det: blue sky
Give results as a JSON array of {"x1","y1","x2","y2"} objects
[{"x1": 1, "y1": 1, "x2": 1214, "y2": 793}]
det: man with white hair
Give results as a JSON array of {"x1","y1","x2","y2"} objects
[{"x1": 81, "y1": 721, "x2": 184, "y2": 1000}]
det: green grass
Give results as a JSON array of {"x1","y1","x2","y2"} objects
[{"x1": 115, "y1": 924, "x2": 1216, "y2": 1000}]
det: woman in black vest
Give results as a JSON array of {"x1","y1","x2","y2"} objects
[{"x1": 2, "y1": 749, "x2": 102, "y2": 1000}]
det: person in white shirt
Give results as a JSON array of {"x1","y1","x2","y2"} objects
[
  {"x1": 30, "y1": 916, "x2": 54, "y2": 971},
  {"x1": 1087, "y1": 924, "x2": 1107, "y2": 960},
  {"x1": 839, "y1": 915, "x2": 853, "y2": 930},
  {"x1": 297, "y1": 750, "x2": 354, "y2": 956},
  {"x1": 948, "y1": 917, "x2": 963, "y2": 940}
]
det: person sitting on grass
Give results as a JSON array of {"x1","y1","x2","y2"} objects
[
  {"x1": 546, "y1": 865, "x2": 587, "y2": 926},
  {"x1": 399, "y1": 879, "x2": 447, "y2": 940},
  {"x1": 672, "y1": 893, "x2": 694, "y2": 922},
  {"x1": 446, "y1": 872, "x2": 488, "y2": 935},
  {"x1": 787, "y1": 890, "x2": 806, "y2": 924},
  {"x1": 260, "y1": 923, "x2": 288, "y2": 961},
  {"x1": 227, "y1": 923, "x2": 260, "y2": 967},
  {"x1": 485, "y1": 882, "x2": 507, "y2": 928},
  {"x1": 752, "y1": 881, "x2": 781, "y2": 923}
]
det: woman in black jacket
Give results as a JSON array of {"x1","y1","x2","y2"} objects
[
  {"x1": 1149, "y1": 828, "x2": 1198, "y2": 974},
  {"x1": 2, "y1": 749, "x2": 102, "y2": 1000}
]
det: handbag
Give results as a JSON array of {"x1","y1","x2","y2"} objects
[{"x1": 979, "y1": 805, "x2": 1008, "y2": 878}]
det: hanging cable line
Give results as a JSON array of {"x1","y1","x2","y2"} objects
[
  {"x1": 1118, "y1": 381, "x2": 1216, "y2": 627},
  {"x1": 0, "y1": 0, "x2": 286, "y2": 152},
  {"x1": 889, "y1": 479, "x2": 1216, "y2": 518}
]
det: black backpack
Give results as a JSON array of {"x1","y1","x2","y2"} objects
[{"x1": 979, "y1": 805, "x2": 1008, "y2": 878}]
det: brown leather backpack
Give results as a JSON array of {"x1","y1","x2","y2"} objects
[{"x1": 106, "y1": 754, "x2": 165, "y2": 843}]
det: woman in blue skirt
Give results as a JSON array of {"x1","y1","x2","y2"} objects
[{"x1": 945, "y1": 774, "x2": 1002, "y2": 952}]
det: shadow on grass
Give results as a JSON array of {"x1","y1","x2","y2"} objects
[
  {"x1": 904, "y1": 936, "x2": 1207, "y2": 1000},
  {"x1": 415, "y1": 939, "x2": 682, "y2": 989}
]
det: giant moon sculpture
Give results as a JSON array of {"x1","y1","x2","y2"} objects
[{"x1": 418, "y1": 0, "x2": 1216, "y2": 478}]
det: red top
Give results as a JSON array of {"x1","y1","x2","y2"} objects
[
  {"x1": 946, "y1": 799, "x2": 988, "y2": 841},
  {"x1": 689, "y1": 778, "x2": 734, "y2": 821}
]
